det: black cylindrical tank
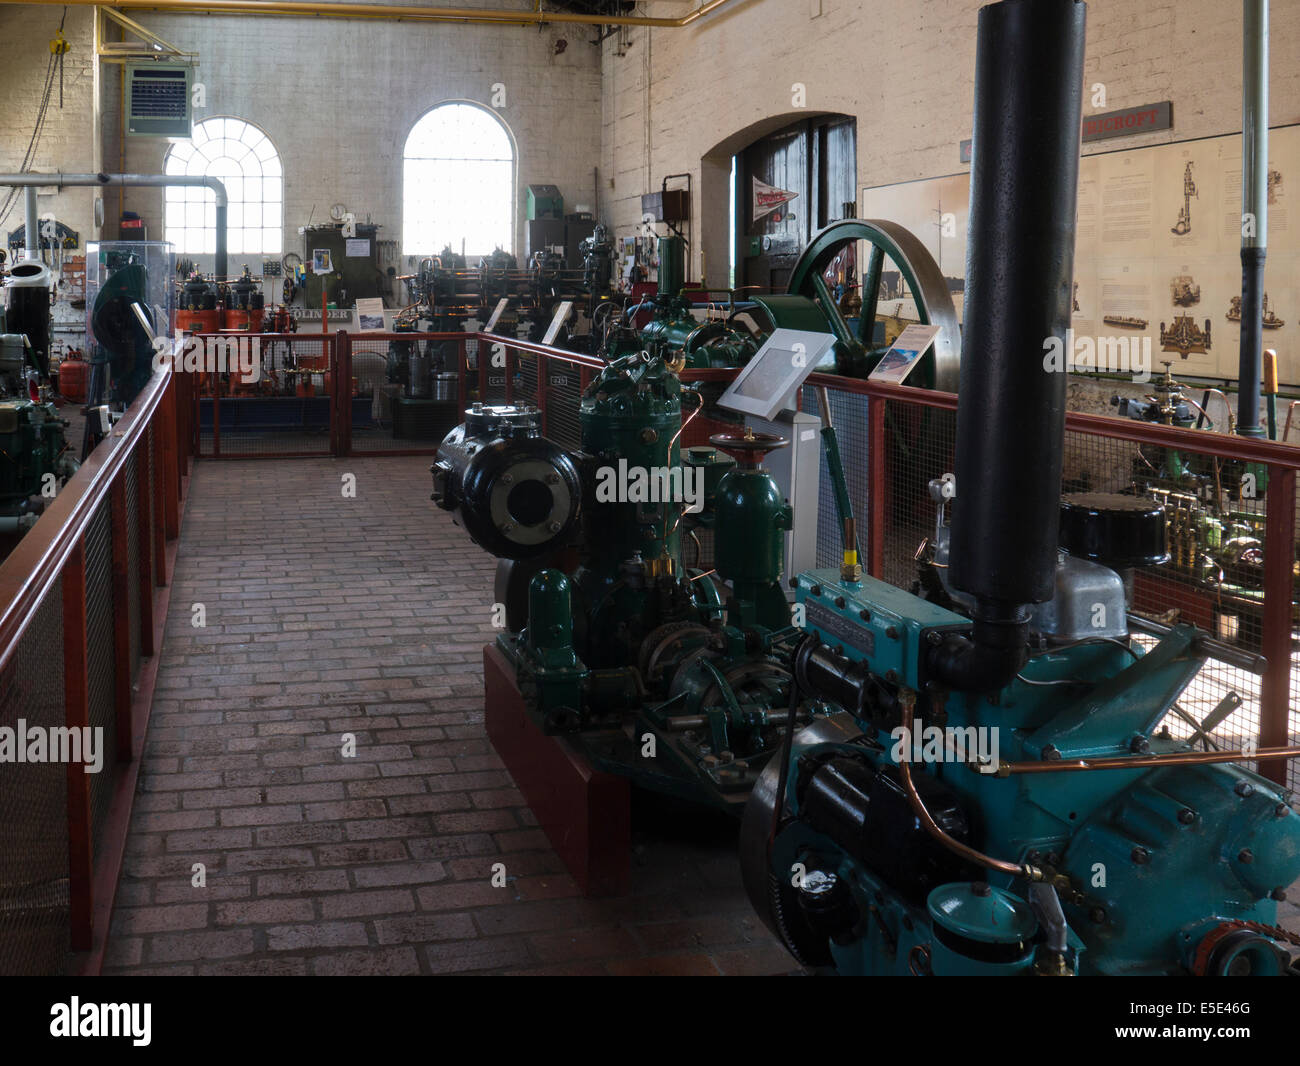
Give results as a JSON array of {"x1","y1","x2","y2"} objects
[{"x1": 4, "y1": 260, "x2": 53, "y2": 378}]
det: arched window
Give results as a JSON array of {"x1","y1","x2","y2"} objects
[
  {"x1": 164, "y1": 117, "x2": 282, "y2": 256},
  {"x1": 403, "y1": 103, "x2": 514, "y2": 256}
]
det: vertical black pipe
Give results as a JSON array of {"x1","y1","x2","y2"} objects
[
  {"x1": 948, "y1": 0, "x2": 1087, "y2": 618},
  {"x1": 1237, "y1": 0, "x2": 1268, "y2": 438},
  {"x1": 215, "y1": 202, "x2": 228, "y2": 285}
]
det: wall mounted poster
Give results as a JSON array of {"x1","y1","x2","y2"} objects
[{"x1": 862, "y1": 124, "x2": 1300, "y2": 385}]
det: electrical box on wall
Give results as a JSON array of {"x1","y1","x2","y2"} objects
[
  {"x1": 526, "y1": 185, "x2": 563, "y2": 220},
  {"x1": 126, "y1": 62, "x2": 194, "y2": 137}
]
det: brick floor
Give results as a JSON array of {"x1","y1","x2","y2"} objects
[
  {"x1": 100, "y1": 454, "x2": 1300, "y2": 976},
  {"x1": 102, "y1": 455, "x2": 795, "y2": 976}
]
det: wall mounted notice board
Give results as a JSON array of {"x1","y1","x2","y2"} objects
[{"x1": 861, "y1": 124, "x2": 1300, "y2": 386}]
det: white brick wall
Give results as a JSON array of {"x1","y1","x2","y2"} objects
[
  {"x1": 0, "y1": 6, "x2": 96, "y2": 248},
  {"x1": 601, "y1": 0, "x2": 1300, "y2": 282},
  {"x1": 103, "y1": 7, "x2": 602, "y2": 274},
  {"x1": 2, "y1": 0, "x2": 1297, "y2": 292}
]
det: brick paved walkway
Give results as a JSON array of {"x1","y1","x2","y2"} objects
[{"x1": 101, "y1": 456, "x2": 793, "y2": 976}]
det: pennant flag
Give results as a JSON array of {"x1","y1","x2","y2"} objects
[{"x1": 752, "y1": 176, "x2": 798, "y2": 223}]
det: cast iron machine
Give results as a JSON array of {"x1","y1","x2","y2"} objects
[
  {"x1": 738, "y1": 0, "x2": 1300, "y2": 976},
  {"x1": 0, "y1": 255, "x2": 77, "y2": 538},
  {"x1": 432, "y1": 349, "x2": 823, "y2": 808}
]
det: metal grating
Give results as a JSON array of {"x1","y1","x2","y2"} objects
[
  {"x1": 125, "y1": 451, "x2": 142, "y2": 677},
  {"x1": 348, "y1": 336, "x2": 458, "y2": 454},
  {"x1": 144, "y1": 425, "x2": 157, "y2": 598},
  {"x1": 0, "y1": 576, "x2": 70, "y2": 976},
  {"x1": 544, "y1": 367, "x2": 584, "y2": 452},
  {"x1": 803, "y1": 385, "x2": 872, "y2": 569},
  {"x1": 861, "y1": 386, "x2": 1296, "y2": 789},
  {"x1": 199, "y1": 336, "x2": 334, "y2": 457},
  {"x1": 84, "y1": 500, "x2": 118, "y2": 848}
]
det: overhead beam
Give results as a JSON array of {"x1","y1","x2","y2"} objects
[{"x1": 1, "y1": 0, "x2": 735, "y2": 28}]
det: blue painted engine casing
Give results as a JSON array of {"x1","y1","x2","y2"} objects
[{"x1": 743, "y1": 569, "x2": 1300, "y2": 976}]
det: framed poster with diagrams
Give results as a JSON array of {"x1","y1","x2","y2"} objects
[{"x1": 861, "y1": 123, "x2": 1300, "y2": 384}]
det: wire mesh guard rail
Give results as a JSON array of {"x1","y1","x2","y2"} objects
[
  {"x1": 0, "y1": 362, "x2": 189, "y2": 976},
  {"x1": 183, "y1": 328, "x2": 1299, "y2": 794}
]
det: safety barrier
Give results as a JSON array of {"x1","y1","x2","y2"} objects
[
  {"x1": 0, "y1": 363, "x2": 190, "y2": 975},
  {"x1": 180, "y1": 327, "x2": 1299, "y2": 792}
]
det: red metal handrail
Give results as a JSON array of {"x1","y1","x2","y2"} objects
[{"x1": 0, "y1": 363, "x2": 175, "y2": 670}]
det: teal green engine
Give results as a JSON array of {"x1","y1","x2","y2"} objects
[
  {"x1": 739, "y1": 571, "x2": 1300, "y2": 975},
  {"x1": 735, "y1": 0, "x2": 1300, "y2": 971},
  {"x1": 432, "y1": 350, "x2": 817, "y2": 809}
]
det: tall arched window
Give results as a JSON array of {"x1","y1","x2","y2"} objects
[
  {"x1": 403, "y1": 103, "x2": 514, "y2": 256},
  {"x1": 164, "y1": 118, "x2": 282, "y2": 255}
]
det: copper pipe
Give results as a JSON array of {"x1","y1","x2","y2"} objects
[
  {"x1": 897, "y1": 748, "x2": 1044, "y2": 881},
  {"x1": 997, "y1": 745, "x2": 1300, "y2": 776},
  {"x1": 6, "y1": 0, "x2": 735, "y2": 27}
]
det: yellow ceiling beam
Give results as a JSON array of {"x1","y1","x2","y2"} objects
[{"x1": 5, "y1": 0, "x2": 734, "y2": 29}]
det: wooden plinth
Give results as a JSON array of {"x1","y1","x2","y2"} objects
[{"x1": 483, "y1": 643, "x2": 630, "y2": 897}]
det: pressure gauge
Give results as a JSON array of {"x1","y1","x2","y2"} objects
[{"x1": 329, "y1": 203, "x2": 348, "y2": 222}]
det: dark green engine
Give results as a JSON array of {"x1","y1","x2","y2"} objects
[
  {"x1": 432, "y1": 349, "x2": 815, "y2": 808},
  {"x1": 0, "y1": 325, "x2": 77, "y2": 537}
]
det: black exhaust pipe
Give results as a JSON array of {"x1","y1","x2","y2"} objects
[{"x1": 935, "y1": 0, "x2": 1087, "y2": 692}]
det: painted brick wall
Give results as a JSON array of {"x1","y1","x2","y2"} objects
[
  {"x1": 601, "y1": 0, "x2": 1300, "y2": 282},
  {"x1": 99, "y1": 6, "x2": 601, "y2": 275},
  {"x1": 0, "y1": 6, "x2": 97, "y2": 250},
  {"x1": 3, "y1": 1, "x2": 1298, "y2": 291}
]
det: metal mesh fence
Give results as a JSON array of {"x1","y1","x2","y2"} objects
[
  {"x1": 348, "y1": 335, "x2": 464, "y2": 453},
  {"x1": 879, "y1": 401, "x2": 958, "y2": 590},
  {"x1": 145, "y1": 425, "x2": 157, "y2": 590},
  {"x1": 0, "y1": 576, "x2": 69, "y2": 976},
  {"x1": 84, "y1": 500, "x2": 118, "y2": 848},
  {"x1": 860, "y1": 389, "x2": 1297, "y2": 793},
  {"x1": 1293, "y1": 499, "x2": 1299, "y2": 794},
  {"x1": 801, "y1": 385, "x2": 873, "y2": 570},
  {"x1": 125, "y1": 451, "x2": 142, "y2": 678},
  {"x1": 197, "y1": 335, "x2": 334, "y2": 457}
]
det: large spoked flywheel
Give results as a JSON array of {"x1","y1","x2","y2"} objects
[{"x1": 783, "y1": 218, "x2": 961, "y2": 391}]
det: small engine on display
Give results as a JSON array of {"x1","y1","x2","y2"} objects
[
  {"x1": 0, "y1": 255, "x2": 77, "y2": 539},
  {"x1": 433, "y1": 349, "x2": 821, "y2": 807},
  {"x1": 1110, "y1": 362, "x2": 1297, "y2": 649}
]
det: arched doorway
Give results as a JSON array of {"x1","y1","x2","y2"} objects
[{"x1": 734, "y1": 113, "x2": 856, "y2": 290}]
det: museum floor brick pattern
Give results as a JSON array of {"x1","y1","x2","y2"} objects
[{"x1": 101, "y1": 456, "x2": 795, "y2": 976}]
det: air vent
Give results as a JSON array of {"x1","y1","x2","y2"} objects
[{"x1": 126, "y1": 62, "x2": 193, "y2": 137}]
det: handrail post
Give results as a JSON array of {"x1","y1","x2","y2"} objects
[
  {"x1": 1258, "y1": 464, "x2": 1295, "y2": 786},
  {"x1": 477, "y1": 333, "x2": 488, "y2": 403},
  {"x1": 62, "y1": 538, "x2": 93, "y2": 952},
  {"x1": 458, "y1": 337, "x2": 468, "y2": 413},
  {"x1": 162, "y1": 375, "x2": 180, "y2": 540},
  {"x1": 152, "y1": 417, "x2": 169, "y2": 586},
  {"x1": 539, "y1": 351, "x2": 550, "y2": 438},
  {"x1": 110, "y1": 472, "x2": 132, "y2": 761},
  {"x1": 868, "y1": 392, "x2": 886, "y2": 579},
  {"x1": 209, "y1": 358, "x2": 221, "y2": 459},
  {"x1": 136, "y1": 443, "x2": 155, "y2": 658}
]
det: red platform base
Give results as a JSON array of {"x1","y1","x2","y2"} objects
[{"x1": 483, "y1": 643, "x2": 631, "y2": 896}]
